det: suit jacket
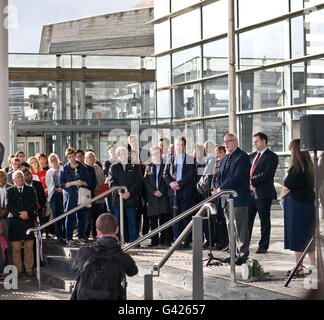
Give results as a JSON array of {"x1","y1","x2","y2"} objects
[
  {"x1": 6, "y1": 185, "x2": 37, "y2": 241},
  {"x1": 163, "y1": 153, "x2": 196, "y2": 199},
  {"x1": 31, "y1": 180, "x2": 47, "y2": 210},
  {"x1": 249, "y1": 149, "x2": 279, "y2": 200},
  {"x1": 144, "y1": 163, "x2": 170, "y2": 216},
  {"x1": 107, "y1": 162, "x2": 141, "y2": 208},
  {"x1": 216, "y1": 147, "x2": 251, "y2": 207}
]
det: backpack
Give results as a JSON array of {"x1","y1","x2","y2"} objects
[{"x1": 71, "y1": 247, "x2": 126, "y2": 300}]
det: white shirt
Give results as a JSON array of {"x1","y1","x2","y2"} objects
[
  {"x1": 251, "y1": 148, "x2": 268, "y2": 172},
  {"x1": 0, "y1": 185, "x2": 6, "y2": 208}
]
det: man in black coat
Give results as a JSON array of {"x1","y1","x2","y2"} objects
[
  {"x1": 144, "y1": 146, "x2": 172, "y2": 247},
  {"x1": 6, "y1": 170, "x2": 37, "y2": 277},
  {"x1": 108, "y1": 146, "x2": 141, "y2": 243},
  {"x1": 163, "y1": 136, "x2": 196, "y2": 248},
  {"x1": 71, "y1": 213, "x2": 138, "y2": 300},
  {"x1": 248, "y1": 132, "x2": 279, "y2": 254}
]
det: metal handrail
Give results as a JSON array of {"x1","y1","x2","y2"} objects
[
  {"x1": 26, "y1": 185, "x2": 128, "y2": 290},
  {"x1": 26, "y1": 185, "x2": 127, "y2": 235},
  {"x1": 124, "y1": 189, "x2": 238, "y2": 300},
  {"x1": 123, "y1": 189, "x2": 238, "y2": 251}
]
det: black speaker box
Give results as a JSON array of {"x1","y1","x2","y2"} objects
[{"x1": 300, "y1": 114, "x2": 324, "y2": 151}]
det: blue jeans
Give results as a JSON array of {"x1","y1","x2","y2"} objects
[
  {"x1": 50, "y1": 192, "x2": 65, "y2": 239},
  {"x1": 65, "y1": 207, "x2": 87, "y2": 241},
  {"x1": 112, "y1": 206, "x2": 137, "y2": 242}
]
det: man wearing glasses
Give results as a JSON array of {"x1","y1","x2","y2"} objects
[{"x1": 216, "y1": 133, "x2": 251, "y2": 265}]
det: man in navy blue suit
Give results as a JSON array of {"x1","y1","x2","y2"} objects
[
  {"x1": 216, "y1": 133, "x2": 251, "y2": 265},
  {"x1": 163, "y1": 136, "x2": 196, "y2": 248},
  {"x1": 248, "y1": 132, "x2": 278, "y2": 254}
]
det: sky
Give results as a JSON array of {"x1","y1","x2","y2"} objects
[{"x1": 8, "y1": 0, "x2": 144, "y2": 53}]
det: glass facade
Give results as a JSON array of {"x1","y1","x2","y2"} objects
[{"x1": 154, "y1": 0, "x2": 324, "y2": 194}]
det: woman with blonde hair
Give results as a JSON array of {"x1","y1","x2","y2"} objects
[
  {"x1": 46, "y1": 153, "x2": 64, "y2": 243},
  {"x1": 28, "y1": 156, "x2": 47, "y2": 194},
  {"x1": 281, "y1": 139, "x2": 316, "y2": 277}
]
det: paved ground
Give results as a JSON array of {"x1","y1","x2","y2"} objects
[{"x1": 0, "y1": 209, "x2": 323, "y2": 300}]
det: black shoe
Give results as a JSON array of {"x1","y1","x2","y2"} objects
[
  {"x1": 221, "y1": 257, "x2": 231, "y2": 264},
  {"x1": 147, "y1": 243, "x2": 158, "y2": 247},
  {"x1": 255, "y1": 248, "x2": 268, "y2": 254},
  {"x1": 182, "y1": 241, "x2": 191, "y2": 249},
  {"x1": 235, "y1": 256, "x2": 248, "y2": 266}
]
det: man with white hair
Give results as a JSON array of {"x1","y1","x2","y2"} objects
[
  {"x1": 216, "y1": 133, "x2": 251, "y2": 265},
  {"x1": 6, "y1": 170, "x2": 37, "y2": 277}
]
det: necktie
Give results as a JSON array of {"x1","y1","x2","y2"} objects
[
  {"x1": 18, "y1": 188, "x2": 23, "y2": 198},
  {"x1": 224, "y1": 155, "x2": 231, "y2": 172},
  {"x1": 250, "y1": 152, "x2": 261, "y2": 178}
]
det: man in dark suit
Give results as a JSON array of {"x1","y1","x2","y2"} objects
[
  {"x1": 163, "y1": 136, "x2": 196, "y2": 248},
  {"x1": 216, "y1": 133, "x2": 251, "y2": 265},
  {"x1": 248, "y1": 132, "x2": 278, "y2": 254},
  {"x1": 144, "y1": 146, "x2": 172, "y2": 247},
  {"x1": 6, "y1": 170, "x2": 37, "y2": 277},
  {"x1": 108, "y1": 146, "x2": 141, "y2": 243}
]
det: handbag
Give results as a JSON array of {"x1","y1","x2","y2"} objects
[
  {"x1": 94, "y1": 183, "x2": 110, "y2": 200},
  {"x1": 77, "y1": 187, "x2": 92, "y2": 208}
]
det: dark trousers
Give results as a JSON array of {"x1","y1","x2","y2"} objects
[
  {"x1": 248, "y1": 198, "x2": 273, "y2": 250},
  {"x1": 148, "y1": 214, "x2": 173, "y2": 245},
  {"x1": 85, "y1": 203, "x2": 104, "y2": 239},
  {"x1": 170, "y1": 192, "x2": 193, "y2": 242}
]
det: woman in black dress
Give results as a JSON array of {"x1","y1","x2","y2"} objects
[{"x1": 280, "y1": 139, "x2": 316, "y2": 277}]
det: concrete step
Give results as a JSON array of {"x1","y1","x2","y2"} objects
[
  {"x1": 43, "y1": 240, "x2": 80, "y2": 259},
  {"x1": 46, "y1": 256, "x2": 75, "y2": 274}
]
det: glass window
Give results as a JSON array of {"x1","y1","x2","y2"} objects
[
  {"x1": 239, "y1": 21, "x2": 289, "y2": 69},
  {"x1": 156, "y1": 55, "x2": 171, "y2": 88},
  {"x1": 239, "y1": 67, "x2": 286, "y2": 111},
  {"x1": 203, "y1": 78, "x2": 228, "y2": 116},
  {"x1": 171, "y1": 0, "x2": 198, "y2": 12},
  {"x1": 172, "y1": 46, "x2": 201, "y2": 84},
  {"x1": 306, "y1": 58, "x2": 324, "y2": 105},
  {"x1": 291, "y1": 16, "x2": 304, "y2": 58},
  {"x1": 155, "y1": 0, "x2": 170, "y2": 19},
  {"x1": 290, "y1": 0, "x2": 303, "y2": 12},
  {"x1": 204, "y1": 118, "x2": 229, "y2": 145},
  {"x1": 157, "y1": 90, "x2": 171, "y2": 119},
  {"x1": 202, "y1": 0, "x2": 227, "y2": 39},
  {"x1": 171, "y1": 9, "x2": 201, "y2": 48},
  {"x1": 292, "y1": 63, "x2": 306, "y2": 105},
  {"x1": 240, "y1": 112, "x2": 285, "y2": 153},
  {"x1": 203, "y1": 38, "x2": 228, "y2": 77},
  {"x1": 173, "y1": 84, "x2": 200, "y2": 119},
  {"x1": 154, "y1": 21, "x2": 170, "y2": 54},
  {"x1": 238, "y1": 0, "x2": 289, "y2": 28},
  {"x1": 305, "y1": 8, "x2": 324, "y2": 55}
]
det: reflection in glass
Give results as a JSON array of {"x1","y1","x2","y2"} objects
[
  {"x1": 306, "y1": 59, "x2": 324, "y2": 105},
  {"x1": 240, "y1": 112, "x2": 284, "y2": 153},
  {"x1": 292, "y1": 63, "x2": 305, "y2": 105},
  {"x1": 172, "y1": 46, "x2": 201, "y2": 84},
  {"x1": 203, "y1": 0, "x2": 227, "y2": 38},
  {"x1": 203, "y1": 78, "x2": 228, "y2": 116},
  {"x1": 305, "y1": 8, "x2": 324, "y2": 55},
  {"x1": 291, "y1": 16, "x2": 304, "y2": 58},
  {"x1": 204, "y1": 118, "x2": 229, "y2": 145},
  {"x1": 157, "y1": 90, "x2": 171, "y2": 119},
  {"x1": 173, "y1": 84, "x2": 200, "y2": 119},
  {"x1": 203, "y1": 39, "x2": 228, "y2": 77},
  {"x1": 238, "y1": 0, "x2": 288, "y2": 28},
  {"x1": 157, "y1": 55, "x2": 171, "y2": 88},
  {"x1": 239, "y1": 67, "x2": 285, "y2": 111},
  {"x1": 171, "y1": 10, "x2": 201, "y2": 48},
  {"x1": 239, "y1": 21, "x2": 289, "y2": 69},
  {"x1": 154, "y1": 21, "x2": 170, "y2": 54}
]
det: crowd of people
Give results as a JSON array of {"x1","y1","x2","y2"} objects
[{"x1": 0, "y1": 132, "x2": 319, "y2": 279}]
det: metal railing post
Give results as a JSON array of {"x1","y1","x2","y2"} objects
[
  {"x1": 192, "y1": 215, "x2": 204, "y2": 300},
  {"x1": 144, "y1": 274, "x2": 153, "y2": 300},
  {"x1": 228, "y1": 198, "x2": 236, "y2": 283},
  {"x1": 34, "y1": 231, "x2": 41, "y2": 290},
  {"x1": 119, "y1": 190, "x2": 125, "y2": 247}
]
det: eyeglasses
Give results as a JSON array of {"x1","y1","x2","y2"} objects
[{"x1": 224, "y1": 139, "x2": 235, "y2": 143}]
